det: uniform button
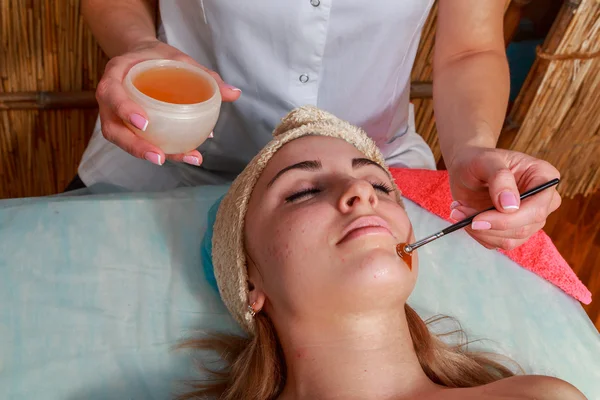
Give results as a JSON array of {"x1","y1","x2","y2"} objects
[
  {"x1": 299, "y1": 74, "x2": 310, "y2": 83},
  {"x1": 310, "y1": 0, "x2": 320, "y2": 6}
]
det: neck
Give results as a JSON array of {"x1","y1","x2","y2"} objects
[{"x1": 275, "y1": 307, "x2": 440, "y2": 400}]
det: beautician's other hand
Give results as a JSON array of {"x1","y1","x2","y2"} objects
[
  {"x1": 447, "y1": 147, "x2": 561, "y2": 250},
  {"x1": 96, "y1": 39, "x2": 241, "y2": 166}
]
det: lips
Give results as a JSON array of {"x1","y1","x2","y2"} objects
[{"x1": 337, "y1": 215, "x2": 394, "y2": 244}]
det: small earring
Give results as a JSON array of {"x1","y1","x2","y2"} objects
[{"x1": 248, "y1": 302, "x2": 257, "y2": 318}]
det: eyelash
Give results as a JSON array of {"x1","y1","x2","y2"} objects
[{"x1": 285, "y1": 182, "x2": 394, "y2": 203}]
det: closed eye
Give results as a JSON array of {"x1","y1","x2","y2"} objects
[
  {"x1": 285, "y1": 188, "x2": 321, "y2": 203},
  {"x1": 285, "y1": 181, "x2": 392, "y2": 203},
  {"x1": 371, "y1": 182, "x2": 394, "y2": 195}
]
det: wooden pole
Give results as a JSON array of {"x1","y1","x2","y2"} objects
[
  {"x1": 0, "y1": 91, "x2": 97, "y2": 110},
  {"x1": 0, "y1": 82, "x2": 434, "y2": 110}
]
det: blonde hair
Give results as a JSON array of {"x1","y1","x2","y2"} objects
[{"x1": 176, "y1": 304, "x2": 518, "y2": 399}]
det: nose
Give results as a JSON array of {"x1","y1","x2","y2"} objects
[{"x1": 338, "y1": 179, "x2": 378, "y2": 213}]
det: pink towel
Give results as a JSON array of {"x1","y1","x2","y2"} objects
[{"x1": 391, "y1": 168, "x2": 592, "y2": 305}]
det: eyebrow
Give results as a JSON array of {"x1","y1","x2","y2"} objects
[
  {"x1": 267, "y1": 157, "x2": 387, "y2": 188},
  {"x1": 267, "y1": 160, "x2": 322, "y2": 187},
  {"x1": 352, "y1": 158, "x2": 387, "y2": 174}
]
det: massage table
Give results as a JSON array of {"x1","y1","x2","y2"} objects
[{"x1": 1, "y1": 184, "x2": 598, "y2": 399}]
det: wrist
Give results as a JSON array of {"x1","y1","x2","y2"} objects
[
  {"x1": 446, "y1": 143, "x2": 496, "y2": 175},
  {"x1": 443, "y1": 126, "x2": 498, "y2": 173},
  {"x1": 125, "y1": 37, "x2": 161, "y2": 53}
]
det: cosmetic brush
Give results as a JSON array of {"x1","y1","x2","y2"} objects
[{"x1": 396, "y1": 178, "x2": 560, "y2": 267}]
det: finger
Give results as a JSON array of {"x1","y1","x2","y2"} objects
[
  {"x1": 166, "y1": 150, "x2": 203, "y2": 166},
  {"x1": 466, "y1": 224, "x2": 544, "y2": 251},
  {"x1": 471, "y1": 155, "x2": 521, "y2": 213},
  {"x1": 96, "y1": 77, "x2": 149, "y2": 132},
  {"x1": 200, "y1": 69, "x2": 241, "y2": 102},
  {"x1": 449, "y1": 204, "x2": 479, "y2": 222},
  {"x1": 451, "y1": 202, "x2": 551, "y2": 251},
  {"x1": 173, "y1": 54, "x2": 242, "y2": 101},
  {"x1": 470, "y1": 221, "x2": 546, "y2": 242},
  {"x1": 218, "y1": 83, "x2": 242, "y2": 102},
  {"x1": 466, "y1": 229, "x2": 532, "y2": 251},
  {"x1": 210, "y1": 73, "x2": 241, "y2": 102},
  {"x1": 469, "y1": 188, "x2": 555, "y2": 230},
  {"x1": 549, "y1": 186, "x2": 562, "y2": 213},
  {"x1": 171, "y1": 53, "x2": 203, "y2": 68},
  {"x1": 202, "y1": 68, "x2": 242, "y2": 102},
  {"x1": 516, "y1": 161, "x2": 561, "y2": 210},
  {"x1": 99, "y1": 106, "x2": 165, "y2": 165},
  {"x1": 171, "y1": 55, "x2": 242, "y2": 102}
]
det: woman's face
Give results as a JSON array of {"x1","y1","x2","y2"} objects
[{"x1": 245, "y1": 136, "x2": 417, "y2": 324}]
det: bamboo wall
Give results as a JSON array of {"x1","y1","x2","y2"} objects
[
  {"x1": 500, "y1": 0, "x2": 600, "y2": 198},
  {"x1": 411, "y1": 1, "x2": 441, "y2": 163},
  {"x1": 0, "y1": 0, "x2": 107, "y2": 198}
]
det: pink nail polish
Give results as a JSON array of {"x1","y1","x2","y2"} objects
[
  {"x1": 450, "y1": 200, "x2": 461, "y2": 209},
  {"x1": 130, "y1": 114, "x2": 148, "y2": 132},
  {"x1": 450, "y1": 209, "x2": 466, "y2": 221},
  {"x1": 144, "y1": 152, "x2": 163, "y2": 166},
  {"x1": 183, "y1": 155, "x2": 201, "y2": 166},
  {"x1": 471, "y1": 221, "x2": 492, "y2": 230},
  {"x1": 500, "y1": 191, "x2": 519, "y2": 210}
]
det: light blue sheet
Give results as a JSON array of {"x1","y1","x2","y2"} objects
[{"x1": 1, "y1": 185, "x2": 599, "y2": 399}]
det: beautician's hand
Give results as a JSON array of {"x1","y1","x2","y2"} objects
[
  {"x1": 447, "y1": 147, "x2": 561, "y2": 250},
  {"x1": 96, "y1": 39, "x2": 241, "y2": 166}
]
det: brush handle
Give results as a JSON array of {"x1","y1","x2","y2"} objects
[
  {"x1": 440, "y1": 178, "x2": 560, "y2": 236},
  {"x1": 404, "y1": 178, "x2": 560, "y2": 253}
]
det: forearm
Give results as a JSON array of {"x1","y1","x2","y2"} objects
[
  {"x1": 82, "y1": 0, "x2": 158, "y2": 58},
  {"x1": 433, "y1": 50, "x2": 510, "y2": 171}
]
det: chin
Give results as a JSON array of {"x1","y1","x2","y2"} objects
[
  {"x1": 329, "y1": 247, "x2": 415, "y2": 312},
  {"x1": 348, "y1": 246, "x2": 414, "y2": 285}
]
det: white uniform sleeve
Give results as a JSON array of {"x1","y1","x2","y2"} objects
[{"x1": 380, "y1": 104, "x2": 437, "y2": 170}]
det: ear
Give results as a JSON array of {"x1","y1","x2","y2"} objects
[{"x1": 247, "y1": 257, "x2": 266, "y2": 312}]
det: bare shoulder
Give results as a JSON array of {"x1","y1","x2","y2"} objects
[
  {"x1": 426, "y1": 376, "x2": 587, "y2": 400},
  {"x1": 484, "y1": 375, "x2": 587, "y2": 400}
]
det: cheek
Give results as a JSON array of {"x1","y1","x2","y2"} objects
[
  {"x1": 394, "y1": 207, "x2": 413, "y2": 238},
  {"x1": 257, "y1": 209, "x2": 329, "y2": 274},
  {"x1": 264, "y1": 236, "x2": 293, "y2": 265},
  {"x1": 264, "y1": 223, "x2": 310, "y2": 263}
]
